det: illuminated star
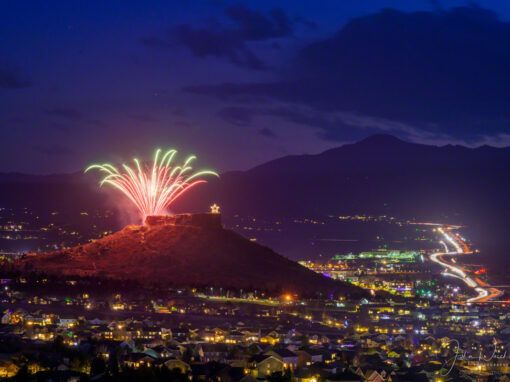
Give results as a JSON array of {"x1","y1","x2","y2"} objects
[{"x1": 210, "y1": 203, "x2": 220, "y2": 214}]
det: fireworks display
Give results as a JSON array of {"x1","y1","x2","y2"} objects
[{"x1": 86, "y1": 149, "x2": 218, "y2": 218}]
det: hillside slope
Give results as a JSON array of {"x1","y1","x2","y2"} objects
[{"x1": 19, "y1": 213, "x2": 362, "y2": 296}]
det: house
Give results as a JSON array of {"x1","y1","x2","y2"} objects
[
  {"x1": 239, "y1": 376, "x2": 258, "y2": 382},
  {"x1": 295, "y1": 348, "x2": 323, "y2": 367},
  {"x1": 31, "y1": 370, "x2": 88, "y2": 382},
  {"x1": 363, "y1": 369, "x2": 386, "y2": 382},
  {"x1": 1, "y1": 313, "x2": 11, "y2": 325},
  {"x1": 215, "y1": 365, "x2": 246, "y2": 382},
  {"x1": 171, "y1": 327, "x2": 189, "y2": 341},
  {"x1": 58, "y1": 318, "x2": 77, "y2": 327},
  {"x1": 246, "y1": 343, "x2": 263, "y2": 355},
  {"x1": 248, "y1": 354, "x2": 284, "y2": 378},
  {"x1": 226, "y1": 330, "x2": 247, "y2": 344},
  {"x1": 195, "y1": 343, "x2": 229, "y2": 362},
  {"x1": 163, "y1": 359, "x2": 190, "y2": 374},
  {"x1": 150, "y1": 345, "x2": 173, "y2": 358},
  {"x1": 0, "y1": 359, "x2": 19, "y2": 378},
  {"x1": 264, "y1": 347, "x2": 298, "y2": 370},
  {"x1": 365, "y1": 338, "x2": 382, "y2": 348},
  {"x1": 261, "y1": 333, "x2": 280, "y2": 345},
  {"x1": 143, "y1": 348, "x2": 161, "y2": 359},
  {"x1": 123, "y1": 352, "x2": 156, "y2": 368},
  {"x1": 359, "y1": 353, "x2": 386, "y2": 369},
  {"x1": 326, "y1": 369, "x2": 363, "y2": 382},
  {"x1": 293, "y1": 368, "x2": 321, "y2": 381},
  {"x1": 311, "y1": 360, "x2": 346, "y2": 375},
  {"x1": 190, "y1": 361, "x2": 229, "y2": 380}
]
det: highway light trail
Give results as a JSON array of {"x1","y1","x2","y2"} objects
[
  {"x1": 467, "y1": 288, "x2": 489, "y2": 303},
  {"x1": 438, "y1": 227, "x2": 462, "y2": 253},
  {"x1": 431, "y1": 227, "x2": 502, "y2": 303}
]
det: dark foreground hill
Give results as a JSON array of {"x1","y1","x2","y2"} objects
[{"x1": 18, "y1": 213, "x2": 363, "y2": 297}]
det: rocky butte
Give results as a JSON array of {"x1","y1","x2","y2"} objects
[{"x1": 18, "y1": 213, "x2": 363, "y2": 296}]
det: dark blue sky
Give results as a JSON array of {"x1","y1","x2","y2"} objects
[{"x1": 3, "y1": 0, "x2": 510, "y2": 173}]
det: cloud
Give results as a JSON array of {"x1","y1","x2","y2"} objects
[
  {"x1": 175, "y1": 121, "x2": 192, "y2": 128},
  {"x1": 87, "y1": 119, "x2": 108, "y2": 129},
  {"x1": 258, "y1": 128, "x2": 278, "y2": 138},
  {"x1": 46, "y1": 108, "x2": 83, "y2": 120},
  {"x1": 170, "y1": 108, "x2": 186, "y2": 117},
  {"x1": 174, "y1": 24, "x2": 266, "y2": 70},
  {"x1": 185, "y1": 6, "x2": 510, "y2": 140},
  {"x1": 128, "y1": 114, "x2": 158, "y2": 123},
  {"x1": 45, "y1": 108, "x2": 107, "y2": 129},
  {"x1": 49, "y1": 122, "x2": 70, "y2": 132},
  {"x1": 32, "y1": 144, "x2": 74, "y2": 157},
  {"x1": 0, "y1": 66, "x2": 31, "y2": 89},
  {"x1": 139, "y1": 36, "x2": 171, "y2": 48},
  {"x1": 226, "y1": 5, "x2": 293, "y2": 41},
  {"x1": 294, "y1": 16, "x2": 318, "y2": 31},
  {"x1": 217, "y1": 106, "x2": 253, "y2": 126},
  {"x1": 142, "y1": 4, "x2": 295, "y2": 70},
  {"x1": 263, "y1": 107, "x2": 385, "y2": 141},
  {"x1": 217, "y1": 105, "x2": 385, "y2": 141}
]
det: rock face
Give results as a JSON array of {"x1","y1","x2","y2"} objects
[
  {"x1": 145, "y1": 213, "x2": 221, "y2": 229},
  {"x1": 19, "y1": 213, "x2": 359, "y2": 295}
]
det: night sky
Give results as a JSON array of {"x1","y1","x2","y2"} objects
[{"x1": 3, "y1": 0, "x2": 510, "y2": 174}]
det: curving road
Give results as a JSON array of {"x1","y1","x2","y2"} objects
[{"x1": 430, "y1": 227, "x2": 503, "y2": 303}]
